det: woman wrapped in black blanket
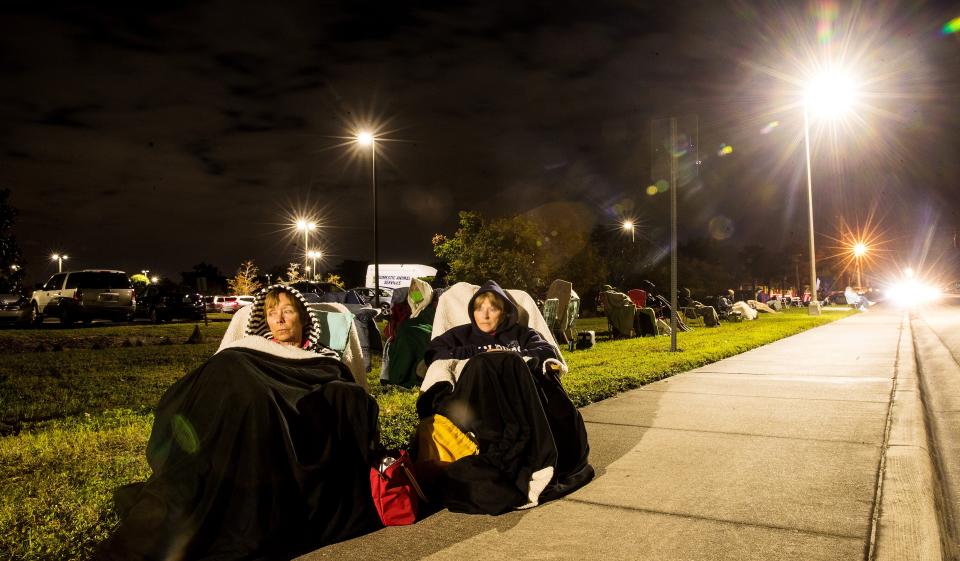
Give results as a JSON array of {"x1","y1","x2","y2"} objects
[
  {"x1": 417, "y1": 280, "x2": 594, "y2": 515},
  {"x1": 99, "y1": 285, "x2": 381, "y2": 561}
]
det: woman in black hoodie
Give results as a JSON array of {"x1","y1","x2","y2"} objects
[{"x1": 419, "y1": 280, "x2": 593, "y2": 515}]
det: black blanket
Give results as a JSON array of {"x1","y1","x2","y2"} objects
[
  {"x1": 99, "y1": 347, "x2": 381, "y2": 561},
  {"x1": 417, "y1": 352, "x2": 593, "y2": 515}
]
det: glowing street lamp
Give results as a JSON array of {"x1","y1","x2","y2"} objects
[
  {"x1": 51, "y1": 253, "x2": 68, "y2": 273},
  {"x1": 307, "y1": 250, "x2": 322, "y2": 280},
  {"x1": 296, "y1": 219, "x2": 317, "y2": 278},
  {"x1": 355, "y1": 130, "x2": 380, "y2": 308},
  {"x1": 801, "y1": 67, "x2": 858, "y2": 314},
  {"x1": 622, "y1": 220, "x2": 635, "y2": 243},
  {"x1": 852, "y1": 241, "x2": 867, "y2": 288}
]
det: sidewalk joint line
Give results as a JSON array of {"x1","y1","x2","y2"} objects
[
  {"x1": 583, "y1": 419, "x2": 880, "y2": 447},
  {"x1": 562, "y1": 497, "x2": 863, "y2": 541},
  {"x1": 691, "y1": 370, "x2": 894, "y2": 379}
]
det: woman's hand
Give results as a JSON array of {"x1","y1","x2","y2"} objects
[{"x1": 451, "y1": 346, "x2": 480, "y2": 360}]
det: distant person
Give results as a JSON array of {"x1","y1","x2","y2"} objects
[
  {"x1": 100, "y1": 285, "x2": 381, "y2": 561},
  {"x1": 641, "y1": 280, "x2": 690, "y2": 331},
  {"x1": 599, "y1": 284, "x2": 638, "y2": 337},
  {"x1": 679, "y1": 287, "x2": 719, "y2": 327},
  {"x1": 844, "y1": 286, "x2": 869, "y2": 311}
]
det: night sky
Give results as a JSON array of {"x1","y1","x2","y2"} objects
[{"x1": 3, "y1": 0, "x2": 959, "y2": 286}]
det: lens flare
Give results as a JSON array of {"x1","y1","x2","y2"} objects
[
  {"x1": 708, "y1": 216, "x2": 735, "y2": 240},
  {"x1": 760, "y1": 121, "x2": 780, "y2": 134},
  {"x1": 717, "y1": 144, "x2": 734, "y2": 156},
  {"x1": 885, "y1": 279, "x2": 941, "y2": 307},
  {"x1": 814, "y1": 1, "x2": 839, "y2": 44},
  {"x1": 172, "y1": 414, "x2": 200, "y2": 454},
  {"x1": 943, "y1": 17, "x2": 960, "y2": 35},
  {"x1": 646, "y1": 185, "x2": 658, "y2": 196}
]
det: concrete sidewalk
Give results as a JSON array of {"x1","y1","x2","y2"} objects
[{"x1": 300, "y1": 305, "x2": 942, "y2": 561}]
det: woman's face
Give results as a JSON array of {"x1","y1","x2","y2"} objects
[
  {"x1": 473, "y1": 296, "x2": 503, "y2": 334},
  {"x1": 266, "y1": 292, "x2": 304, "y2": 346}
]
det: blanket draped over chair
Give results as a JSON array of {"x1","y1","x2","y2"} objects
[{"x1": 100, "y1": 339, "x2": 382, "y2": 561}]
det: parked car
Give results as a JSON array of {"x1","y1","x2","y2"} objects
[
  {"x1": 0, "y1": 292, "x2": 28, "y2": 324},
  {"x1": 29, "y1": 270, "x2": 135, "y2": 325},
  {"x1": 135, "y1": 283, "x2": 204, "y2": 323},
  {"x1": 351, "y1": 287, "x2": 393, "y2": 315},
  {"x1": 221, "y1": 295, "x2": 256, "y2": 314},
  {"x1": 286, "y1": 281, "x2": 371, "y2": 315},
  {"x1": 287, "y1": 281, "x2": 345, "y2": 295},
  {"x1": 219, "y1": 296, "x2": 240, "y2": 314},
  {"x1": 203, "y1": 295, "x2": 238, "y2": 313}
]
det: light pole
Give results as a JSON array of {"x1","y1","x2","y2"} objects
[
  {"x1": 802, "y1": 68, "x2": 857, "y2": 315},
  {"x1": 51, "y1": 253, "x2": 68, "y2": 273},
  {"x1": 296, "y1": 219, "x2": 316, "y2": 279},
  {"x1": 356, "y1": 131, "x2": 380, "y2": 309},
  {"x1": 308, "y1": 251, "x2": 322, "y2": 280},
  {"x1": 622, "y1": 220, "x2": 635, "y2": 243}
]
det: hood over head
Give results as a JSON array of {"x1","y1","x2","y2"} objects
[
  {"x1": 467, "y1": 280, "x2": 518, "y2": 333},
  {"x1": 601, "y1": 284, "x2": 614, "y2": 292},
  {"x1": 245, "y1": 284, "x2": 323, "y2": 351},
  {"x1": 408, "y1": 277, "x2": 434, "y2": 318}
]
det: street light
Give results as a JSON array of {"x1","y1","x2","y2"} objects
[
  {"x1": 852, "y1": 241, "x2": 867, "y2": 288},
  {"x1": 622, "y1": 220, "x2": 635, "y2": 243},
  {"x1": 801, "y1": 67, "x2": 858, "y2": 315},
  {"x1": 51, "y1": 253, "x2": 68, "y2": 273},
  {"x1": 307, "y1": 250, "x2": 322, "y2": 280},
  {"x1": 296, "y1": 219, "x2": 316, "y2": 278},
  {"x1": 356, "y1": 130, "x2": 380, "y2": 308}
]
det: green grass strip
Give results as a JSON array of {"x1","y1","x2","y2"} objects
[{"x1": 0, "y1": 344, "x2": 219, "y2": 432}]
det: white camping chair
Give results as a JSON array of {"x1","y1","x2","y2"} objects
[
  {"x1": 421, "y1": 282, "x2": 567, "y2": 392},
  {"x1": 218, "y1": 303, "x2": 367, "y2": 389}
]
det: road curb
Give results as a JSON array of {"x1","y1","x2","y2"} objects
[{"x1": 872, "y1": 312, "x2": 943, "y2": 561}]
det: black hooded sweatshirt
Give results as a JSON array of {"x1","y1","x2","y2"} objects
[{"x1": 424, "y1": 280, "x2": 559, "y2": 369}]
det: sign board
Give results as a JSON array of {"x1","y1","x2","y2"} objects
[{"x1": 365, "y1": 264, "x2": 437, "y2": 290}]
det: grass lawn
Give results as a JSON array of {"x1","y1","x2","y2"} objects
[{"x1": 0, "y1": 307, "x2": 853, "y2": 560}]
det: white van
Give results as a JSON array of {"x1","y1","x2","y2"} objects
[{"x1": 364, "y1": 264, "x2": 437, "y2": 291}]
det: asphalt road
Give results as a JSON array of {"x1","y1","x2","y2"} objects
[{"x1": 911, "y1": 293, "x2": 960, "y2": 558}]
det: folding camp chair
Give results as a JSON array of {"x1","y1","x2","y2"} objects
[
  {"x1": 626, "y1": 289, "x2": 647, "y2": 308},
  {"x1": 680, "y1": 306, "x2": 705, "y2": 328},
  {"x1": 423, "y1": 282, "x2": 568, "y2": 390},
  {"x1": 542, "y1": 297, "x2": 560, "y2": 336},
  {"x1": 545, "y1": 279, "x2": 575, "y2": 345},
  {"x1": 565, "y1": 294, "x2": 580, "y2": 342},
  {"x1": 218, "y1": 303, "x2": 367, "y2": 389}
]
